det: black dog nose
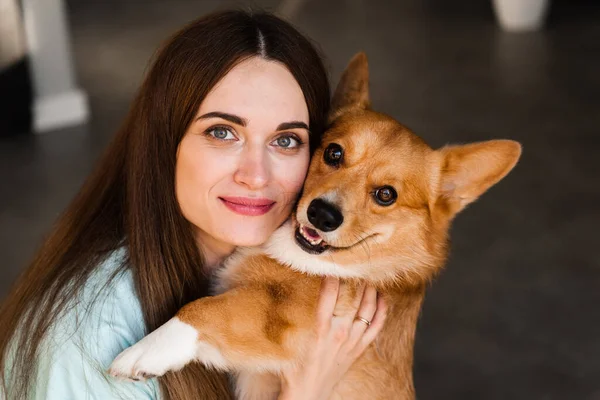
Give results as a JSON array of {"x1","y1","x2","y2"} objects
[{"x1": 307, "y1": 198, "x2": 344, "y2": 232}]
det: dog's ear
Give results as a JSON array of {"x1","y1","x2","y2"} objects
[
  {"x1": 329, "y1": 52, "x2": 370, "y2": 123},
  {"x1": 435, "y1": 140, "x2": 522, "y2": 216}
]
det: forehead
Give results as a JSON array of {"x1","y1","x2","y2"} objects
[
  {"x1": 199, "y1": 57, "x2": 309, "y2": 123},
  {"x1": 326, "y1": 112, "x2": 431, "y2": 169},
  {"x1": 323, "y1": 112, "x2": 433, "y2": 202}
]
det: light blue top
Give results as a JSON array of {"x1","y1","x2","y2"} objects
[{"x1": 7, "y1": 248, "x2": 161, "y2": 399}]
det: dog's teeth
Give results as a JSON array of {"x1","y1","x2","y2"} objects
[
  {"x1": 309, "y1": 237, "x2": 323, "y2": 246},
  {"x1": 299, "y1": 224, "x2": 323, "y2": 246}
]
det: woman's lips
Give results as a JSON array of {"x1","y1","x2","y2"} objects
[{"x1": 219, "y1": 197, "x2": 276, "y2": 216}]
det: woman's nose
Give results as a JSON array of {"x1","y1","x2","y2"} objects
[{"x1": 233, "y1": 146, "x2": 270, "y2": 190}]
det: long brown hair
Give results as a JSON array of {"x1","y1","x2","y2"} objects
[{"x1": 0, "y1": 10, "x2": 330, "y2": 400}]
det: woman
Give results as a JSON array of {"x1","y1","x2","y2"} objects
[{"x1": 0, "y1": 9, "x2": 386, "y2": 400}]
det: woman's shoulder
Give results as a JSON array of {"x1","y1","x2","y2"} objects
[
  {"x1": 35, "y1": 247, "x2": 160, "y2": 399},
  {"x1": 51, "y1": 247, "x2": 146, "y2": 361},
  {"x1": 81, "y1": 247, "x2": 141, "y2": 322}
]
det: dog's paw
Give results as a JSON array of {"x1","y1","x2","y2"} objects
[
  {"x1": 108, "y1": 318, "x2": 199, "y2": 381},
  {"x1": 108, "y1": 343, "x2": 161, "y2": 381}
]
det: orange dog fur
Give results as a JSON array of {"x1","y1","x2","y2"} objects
[{"x1": 109, "y1": 53, "x2": 521, "y2": 400}]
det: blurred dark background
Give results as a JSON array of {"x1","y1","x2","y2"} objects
[{"x1": 1, "y1": 0, "x2": 599, "y2": 398}]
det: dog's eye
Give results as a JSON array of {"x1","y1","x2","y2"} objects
[
  {"x1": 324, "y1": 143, "x2": 343, "y2": 166},
  {"x1": 373, "y1": 186, "x2": 397, "y2": 206}
]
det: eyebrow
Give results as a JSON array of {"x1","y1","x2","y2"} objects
[
  {"x1": 196, "y1": 112, "x2": 246, "y2": 126},
  {"x1": 196, "y1": 111, "x2": 309, "y2": 132}
]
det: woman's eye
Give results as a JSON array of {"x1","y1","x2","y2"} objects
[
  {"x1": 207, "y1": 127, "x2": 236, "y2": 140},
  {"x1": 273, "y1": 135, "x2": 300, "y2": 149}
]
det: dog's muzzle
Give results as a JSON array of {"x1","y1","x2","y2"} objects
[{"x1": 307, "y1": 199, "x2": 343, "y2": 232}]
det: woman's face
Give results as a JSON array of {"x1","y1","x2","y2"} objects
[{"x1": 176, "y1": 57, "x2": 310, "y2": 258}]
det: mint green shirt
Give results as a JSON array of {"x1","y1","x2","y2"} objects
[{"x1": 12, "y1": 249, "x2": 161, "y2": 399}]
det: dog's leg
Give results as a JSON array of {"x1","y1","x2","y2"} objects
[
  {"x1": 109, "y1": 285, "x2": 314, "y2": 381},
  {"x1": 108, "y1": 316, "x2": 215, "y2": 380}
]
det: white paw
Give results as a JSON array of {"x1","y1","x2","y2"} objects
[{"x1": 108, "y1": 318, "x2": 199, "y2": 381}]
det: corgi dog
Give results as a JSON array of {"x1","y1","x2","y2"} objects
[{"x1": 109, "y1": 53, "x2": 521, "y2": 399}]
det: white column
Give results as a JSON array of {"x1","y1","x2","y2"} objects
[
  {"x1": 0, "y1": 0, "x2": 26, "y2": 68},
  {"x1": 22, "y1": 0, "x2": 89, "y2": 133},
  {"x1": 492, "y1": 0, "x2": 550, "y2": 32}
]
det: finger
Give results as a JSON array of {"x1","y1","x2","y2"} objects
[
  {"x1": 356, "y1": 285, "x2": 378, "y2": 323},
  {"x1": 349, "y1": 282, "x2": 367, "y2": 312},
  {"x1": 357, "y1": 294, "x2": 388, "y2": 350},
  {"x1": 325, "y1": 282, "x2": 364, "y2": 350},
  {"x1": 345, "y1": 286, "x2": 378, "y2": 350},
  {"x1": 316, "y1": 277, "x2": 340, "y2": 334},
  {"x1": 333, "y1": 281, "x2": 366, "y2": 321}
]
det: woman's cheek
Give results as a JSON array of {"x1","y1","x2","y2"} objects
[
  {"x1": 175, "y1": 137, "x2": 232, "y2": 220},
  {"x1": 278, "y1": 153, "x2": 310, "y2": 206}
]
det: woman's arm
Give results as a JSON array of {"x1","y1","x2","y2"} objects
[
  {"x1": 31, "y1": 268, "x2": 160, "y2": 399},
  {"x1": 278, "y1": 277, "x2": 388, "y2": 400},
  {"x1": 34, "y1": 334, "x2": 158, "y2": 400}
]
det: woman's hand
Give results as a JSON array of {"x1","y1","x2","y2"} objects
[{"x1": 278, "y1": 277, "x2": 388, "y2": 400}]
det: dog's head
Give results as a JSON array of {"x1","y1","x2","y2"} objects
[{"x1": 265, "y1": 53, "x2": 521, "y2": 287}]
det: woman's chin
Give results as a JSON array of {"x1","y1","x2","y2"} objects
[
  {"x1": 225, "y1": 230, "x2": 271, "y2": 248},
  {"x1": 232, "y1": 238, "x2": 268, "y2": 247},
  {"x1": 221, "y1": 216, "x2": 289, "y2": 248}
]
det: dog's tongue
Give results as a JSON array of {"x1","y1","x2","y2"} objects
[{"x1": 302, "y1": 226, "x2": 321, "y2": 240}]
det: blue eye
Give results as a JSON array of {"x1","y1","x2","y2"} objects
[
  {"x1": 207, "y1": 126, "x2": 235, "y2": 140},
  {"x1": 277, "y1": 136, "x2": 292, "y2": 147},
  {"x1": 273, "y1": 135, "x2": 301, "y2": 149}
]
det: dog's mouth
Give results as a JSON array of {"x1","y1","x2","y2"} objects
[
  {"x1": 295, "y1": 224, "x2": 330, "y2": 254},
  {"x1": 294, "y1": 222, "x2": 379, "y2": 255}
]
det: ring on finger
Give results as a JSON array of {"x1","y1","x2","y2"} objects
[{"x1": 355, "y1": 316, "x2": 371, "y2": 327}]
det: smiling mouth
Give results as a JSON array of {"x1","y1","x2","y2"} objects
[
  {"x1": 295, "y1": 224, "x2": 330, "y2": 254},
  {"x1": 219, "y1": 197, "x2": 275, "y2": 216},
  {"x1": 294, "y1": 223, "x2": 377, "y2": 255}
]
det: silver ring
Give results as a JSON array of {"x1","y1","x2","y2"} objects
[{"x1": 355, "y1": 316, "x2": 371, "y2": 327}]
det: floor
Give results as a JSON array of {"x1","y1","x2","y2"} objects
[{"x1": 1, "y1": 0, "x2": 599, "y2": 398}]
